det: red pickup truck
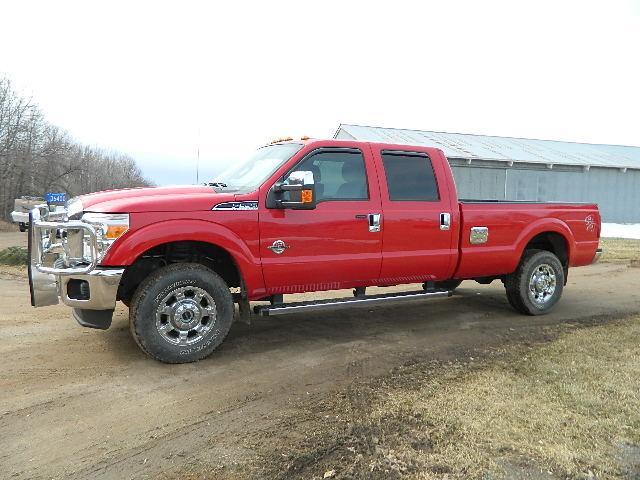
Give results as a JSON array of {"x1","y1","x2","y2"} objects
[{"x1": 28, "y1": 138, "x2": 602, "y2": 363}]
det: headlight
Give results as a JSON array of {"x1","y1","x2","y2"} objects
[{"x1": 81, "y1": 213, "x2": 130, "y2": 261}]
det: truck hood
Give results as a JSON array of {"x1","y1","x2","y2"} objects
[{"x1": 79, "y1": 185, "x2": 238, "y2": 213}]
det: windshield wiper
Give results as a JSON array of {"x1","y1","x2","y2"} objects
[{"x1": 206, "y1": 182, "x2": 228, "y2": 188}]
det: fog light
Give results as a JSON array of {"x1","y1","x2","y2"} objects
[{"x1": 67, "y1": 279, "x2": 90, "y2": 300}]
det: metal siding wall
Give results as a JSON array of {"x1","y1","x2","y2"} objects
[
  {"x1": 506, "y1": 168, "x2": 639, "y2": 222},
  {"x1": 621, "y1": 170, "x2": 640, "y2": 222},
  {"x1": 506, "y1": 170, "x2": 585, "y2": 202},
  {"x1": 335, "y1": 129, "x2": 356, "y2": 140},
  {"x1": 451, "y1": 166, "x2": 507, "y2": 200},
  {"x1": 450, "y1": 164, "x2": 640, "y2": 222}
]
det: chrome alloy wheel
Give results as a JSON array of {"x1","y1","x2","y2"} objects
[
  {"x1": 155, "y1": 286, "x2": 217, "y2": 346},
  {"x1": 527, "y1": 263, "x2": 557, "y2": 307}
]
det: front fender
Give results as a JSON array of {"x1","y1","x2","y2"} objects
[{"x1": 100, "y1": 218, "x2": 266, "y2": 298}]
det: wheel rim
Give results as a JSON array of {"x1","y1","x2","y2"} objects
[
  {"x1": 527, "y1": 263, "x2": 557, "y2": 307},
  {"x1": 155, "y1": 286, "x2": 217, "y2": 346}
]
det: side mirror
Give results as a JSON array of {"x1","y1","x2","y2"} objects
[{"x1": 269, "y1": 171, "x2": 316, "y2": 209}]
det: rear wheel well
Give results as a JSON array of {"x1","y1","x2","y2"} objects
[
  {"x1": 523, "y1": 232, "x2": 569, "y2": 267},
  {"x1": 118, "y1": 241, "x2": 241, "y2": 304}
]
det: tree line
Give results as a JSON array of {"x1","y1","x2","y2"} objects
[{"x1": 0, "y1": 76, "x2": 151, "y2": 220}]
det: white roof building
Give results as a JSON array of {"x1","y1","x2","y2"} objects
[{"x1": 335, "y1": 124, "x2": 640, "y2": 222}]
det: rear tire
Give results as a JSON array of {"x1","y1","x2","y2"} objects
[
  {"x1": 129, "y1": 263, "x2": 234, "y2": 363},
  {"x1": 505, "y1": 250, "x2": 564, "y2": 315},
  {"x1": 19, "y1": 223, "x2": 26, "y2": 232}
]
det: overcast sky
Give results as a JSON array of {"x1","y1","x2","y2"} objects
[{"x1": 1, "y1": 0, "x2": 639, "y2": 185}]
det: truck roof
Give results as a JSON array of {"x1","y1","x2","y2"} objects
[{"x1": 272, "y1": 137, "x2": 445, "y2": 155}]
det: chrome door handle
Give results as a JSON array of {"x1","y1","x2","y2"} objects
[
  {"x1": 440, "y1": 212, "x2": 451, "y2": 231},
  {"x1": 368, "y1": 213, "x2": 381, "y2": 232}
]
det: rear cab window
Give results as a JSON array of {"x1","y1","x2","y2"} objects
[{"x1": 381, "y1": 151, "x2": 440, "y2": 201}]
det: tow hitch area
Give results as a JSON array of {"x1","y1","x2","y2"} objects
[{"x1": 254, "y1": 289, "x2": 452, "y2": 316}]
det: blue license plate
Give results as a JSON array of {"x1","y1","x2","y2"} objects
[{"x1": 45, "y1": 192, "x2": 67, "y2": 204}]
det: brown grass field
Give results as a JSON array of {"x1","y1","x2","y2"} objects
[{"x1": 599, "y1": 237, "x2": 640, "y2": 265}]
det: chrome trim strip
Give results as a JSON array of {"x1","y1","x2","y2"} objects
[
  {"x1": 212, "y1": 201, "x2": 258, "y2": 211},
  {"x1": 255, "y1": 290, "x2": 451, "y2": 316}
]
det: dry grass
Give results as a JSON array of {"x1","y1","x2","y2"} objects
[
  {"x1": 0, "y1": 264, "x2": 27, "y2": 278},
  {"x1": 599, "y1": 238, "x2": 640, "y2": 265},
  {"x1": 235, "y1": 317, "x2": 640, "y2": 480},
  {"x1": 359, "y1": 318, "x2": 640, "y2": 479},
  {"x1": 0, "y1": 220, "x2": 18, "y2": 232}
]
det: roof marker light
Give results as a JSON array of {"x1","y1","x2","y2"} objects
[{"x1": 270, "y1": 136, "x2": 294, "y2": 144}]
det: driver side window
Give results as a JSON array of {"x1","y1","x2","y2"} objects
[{"x1": 296, "y1": 150, "x2": 368, "y2": 202}]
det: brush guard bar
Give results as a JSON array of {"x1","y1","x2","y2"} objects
[{"x1": 29, "y1": 206, "x2": 100, "y2": 276}]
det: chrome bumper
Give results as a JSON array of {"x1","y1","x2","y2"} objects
[
  {"x1": 592, "y1": 248, "x2": 603, "y2": 264},
  {"x1": 28, "y1": 207, "x2": 122, "y2": 310}
]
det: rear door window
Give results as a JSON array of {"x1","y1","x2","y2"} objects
[{"x1": 381, "y1": 151, "x2": 440, "y2": 201}]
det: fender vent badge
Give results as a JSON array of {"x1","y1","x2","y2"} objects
[{"x1": 212, "y1": 201, "x2": 258, "y2": 211}]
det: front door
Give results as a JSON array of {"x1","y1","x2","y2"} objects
[{"x1": 259, "y1": 146, "x2": 383, "y2": 295}]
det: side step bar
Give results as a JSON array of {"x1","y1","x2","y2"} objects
[{"x1": 254, "y1": 289, "x2": 452, "y2": 316}]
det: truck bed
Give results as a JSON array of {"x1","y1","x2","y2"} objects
[{"x1": 454, "y1": 201, "x2": 600, "y2": 279}]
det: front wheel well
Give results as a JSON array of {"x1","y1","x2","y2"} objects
[{"x1": 117, "y1": 241, "x2": 241, "y2": 304}]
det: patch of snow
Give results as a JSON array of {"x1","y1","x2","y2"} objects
[{"x1": 601, "y1": 223, "x2": 640, "y2": 240}]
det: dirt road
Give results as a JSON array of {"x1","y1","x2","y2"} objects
[
  {"x1": 0, "y1": 230, "x2": 26, "y2": 249},
  {"x1": 1, "y1": 260, "x2": 639, "y2": 479}
]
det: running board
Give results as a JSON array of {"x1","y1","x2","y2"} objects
[{"x1": 254, "y1": 289, "x2": 452, "y2": 316}]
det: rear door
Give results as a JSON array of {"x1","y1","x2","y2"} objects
[
  {"x1": 372, "y1": 146, "x2": 457, "y2": 283},
  {"x1": 259, "y1": 145, "x2": 383, "y2": 294}
]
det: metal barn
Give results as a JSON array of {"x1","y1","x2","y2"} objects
[{"x1": 335, "y1": 124, "x2": 640, "y2": 223}]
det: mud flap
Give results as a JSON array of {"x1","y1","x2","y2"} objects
[
  {"x1": 236, "y1": 279, "x2": 251, "y2": 325},
  {"x1": 73, "y1": 308, "x2": 114, "y2": 330}
]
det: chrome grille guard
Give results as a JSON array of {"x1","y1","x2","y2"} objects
[{"x1": 29, "y1": 206, "x2": 100, "y2": 276}]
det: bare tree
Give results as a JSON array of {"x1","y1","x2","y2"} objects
[{"x1": 0, "y1": 76, "x2": 152, "y2": 219}]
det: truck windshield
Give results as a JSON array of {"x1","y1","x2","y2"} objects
[{"x1": 210, "y1": 143, "x2": 303, "y2": 193}]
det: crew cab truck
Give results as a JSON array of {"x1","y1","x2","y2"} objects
[{"x1": 28, "y1": 139, "x2": 602, "y2": 363}]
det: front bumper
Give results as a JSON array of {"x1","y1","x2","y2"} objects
[{"x1": 28, "y1": 207, "x2": 123, "y2": 318}]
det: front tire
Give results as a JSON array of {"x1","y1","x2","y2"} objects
[
  {"x1": 129, "y1": 263, "x2": 234, "y2": 363},
  {"x1": 505, "y1": 250, "x2": 564, "y2": 315}
]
